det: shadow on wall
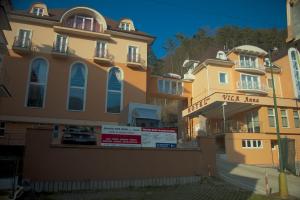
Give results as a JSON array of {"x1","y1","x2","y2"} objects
[
  {"x1": 1, "y1": 43, "x2": 147, "y2": 124},
  {"x1": 23, "y1": 129, "x2": 216, "y2": 184},
  {"x1": 217, "y1": 134, "x2": 262, "y2": 195}
]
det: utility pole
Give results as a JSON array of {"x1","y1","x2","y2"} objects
[{"x1": 268, "y1": 47, "x2": 288, "y2": 199}]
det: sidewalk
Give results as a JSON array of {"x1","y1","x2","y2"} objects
[{"x1": 217, "y1": 154, "x2": 300, "y2": 198}]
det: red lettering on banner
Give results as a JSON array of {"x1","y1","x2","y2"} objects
[{"x1": 101, "y1": 134, "x2": 141, "y2": 144}]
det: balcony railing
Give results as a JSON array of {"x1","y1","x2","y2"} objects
[
  {"x1": 63, "y1": 18, "x2": 104, "y2": 33},
  {"x1": 234, "y1": 61, "x2": 265, "y2": 74},
  {"x1": 94, "y1": 48, "x2": 113, "y2": 64},
  {"x1": 127, "y1": 53, "x2": 141, "y2": 63},
  {"x1": 12, "y1": 36, "x2": 31, "y2": 53},
  {"x1": 52, "y1": 42, "x2": 69, "y2": 56},
  {"x1": 236, "y1": 81, "x2": 268, "y2": 94},
  {"x1": 207, "y1": 120, "x2": 262, "y2": 135}
]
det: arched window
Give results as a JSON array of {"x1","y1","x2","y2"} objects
[
  {"x1": 26, "y1": 58, "x2": 48, "y2": 108},
  {"x1": 106, "y1": 67, "x2": 123, "y2": 113},
  {"x1": 68, "y1": 62, "x2": 87, "y2": 111},
  {"x1": 288, "y1": 48, "x2": 300, "y2": 98}
]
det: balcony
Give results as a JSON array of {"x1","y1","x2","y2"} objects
[
  {"x1": 12, "y1": 36, "x2": 31, "y2": 54},
  {"x1": 51, "y1": 42, "x2": 69, "y2": 57},
  {"x1": 236, "y1": 81, "x2": 268, "y2": 95},
  {"x1": 207, "y1": 119, "x2": 262, "y2": 135},
  {"x1": 127, "y1": 53, "x2": 145, "y2": 69},
  {"x1": 234, "y1": 61, "x2": 265, "y2": 75},
  {"x1": 54, "y1": 19, "x2": 111, "y2": 39},
  {"x1": 157, "y1": 79, "x2": 184, "y2": 98},
  {"x1": 93, "y1": 48, "x2": 113, "y2": 65}
]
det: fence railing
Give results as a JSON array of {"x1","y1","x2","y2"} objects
[
  {"x1": 234, "y1": 61, "x2": 265, "y2": 71},
  {"x1": 63, "y1": 18, "x2": 104, "y2": 33},
  {"x1": 206, "y1": 120, "x2": 263, "y2": 134},
  {"x1": 94, "y1": 48, "x2": 113, "y2": 60},
  {"x1": 236, "y1": 81, "x2": 268, "y2": 93},
  {"x1": 127, "y1": 53, "x2": 141, "y2": 63},
  {"x1": 13, "y1": 36, "x2": 31, "y2": 49},
  {"x1": 52, "y1": 42, "x2": 69, "y2": 55}
]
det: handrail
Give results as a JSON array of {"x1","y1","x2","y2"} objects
[{"x1": 234, "y1": 61, "x2": 265, "y2": 71}]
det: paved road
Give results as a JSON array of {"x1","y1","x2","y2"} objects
[{"x1": 217, "y1": 154, "x2": 300, "y2": 198}]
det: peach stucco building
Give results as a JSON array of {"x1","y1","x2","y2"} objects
[
  {"x1": 0, "y1": 2, "x2": 159, "y2": 146},
  {"x1": 180, "y1": 0, "x2": 300, "y2": 169},
  {"x1": 182, "y1": 44, "x2": 300, "y2": 167}
]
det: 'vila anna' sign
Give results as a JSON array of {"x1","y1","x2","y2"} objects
[{"x1": 186, "y1": 93, "x2": 261, "y2": 115}]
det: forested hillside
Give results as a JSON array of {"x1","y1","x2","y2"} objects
[{"x1": 149, "y1": 26, "x2": 287, "y2": 76}]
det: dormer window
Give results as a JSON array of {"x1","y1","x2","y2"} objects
[
  {"x1": 120, "y1": 22, "x2": 130, "y2": 31},
  {"x1": 73, "y1": 15, "x2": 94, "y2": 31},
  {"x1": 32, "y1": 7, "x2": 44, "y2": 16},
  {"x1": 239, "y1": 55, "x2": 257, "y2": 68},
  {"x1": 64, "y1": 14, "x2": 103, "y2": 32},
  {"x1": 216, "y1": 51, "x2": 227, "y2": 60}
]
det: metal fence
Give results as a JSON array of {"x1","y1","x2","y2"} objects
[{"x1": 282, "y1": 138, "x2": 300, "y2": 176}]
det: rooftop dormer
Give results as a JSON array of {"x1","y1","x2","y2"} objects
[
  {"x1": 29, "y1": 2, "x2": 49, "y2": 16},
  {"x1": 229, "y1": 45, "x2": 268, "y2": 56},
  {"x1": 119, "y1": 18, "x2": 135, "y2": 31},
  {"x1": 227, "y1": 45, "x2": 267, "y2": 75},
  {"x1": 53, "y1": 7, "x2": 111, "y2": 39},
  {"x1": 60, "y1": 7, "x2": 107, "y2": 33},
  {"x1": 216, "y1": 50, "x2": 227, "y2": 60}
]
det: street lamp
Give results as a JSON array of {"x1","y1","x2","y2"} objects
[{"x1": 268, "y1": 47, "x2": 288, "y2": 199}]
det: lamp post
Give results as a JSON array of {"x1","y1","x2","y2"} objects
[{"x1": 268, "y1": 47, "x2": 288, "y2": 199}]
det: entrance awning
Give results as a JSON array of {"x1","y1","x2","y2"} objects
[{"x1": 182, "y1": 92, "x2": 300, "y2": 118}]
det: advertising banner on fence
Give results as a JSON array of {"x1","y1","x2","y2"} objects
[
  {"x1": 101, "y1": 125, "x2": 177, "y2": 148},
  {"x1": 101, "y1": 125, "x2": 142, "y2": 147},
  {"x1": 141, "y1": 128, "x2": 177, "y2": 148}
]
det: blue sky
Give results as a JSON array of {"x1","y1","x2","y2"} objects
[{"x1": 12, "y1": 0, "x2": 286, "y2": 58}]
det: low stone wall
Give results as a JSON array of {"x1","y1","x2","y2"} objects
[{"x1": 23, "y1": 128, "x2": 216, "y2": 191}]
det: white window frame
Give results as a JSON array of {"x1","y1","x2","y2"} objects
[
  {"x1": 240, "y1": 73, "x2": 261, "y2": 90},
  {"x1": 239, "y1": 54, "x2": 258, "y2": 68},
  {"x1": 280, "y1": 109, "x2": 289, "y2": 128},
  {"x1": 32, "y1": 7, "x2": 44, "y2": 16},
  {"x1": 95, "y1": 40, "x2": 107, "y2": 58},
  {"x1": 267, "y1": 78, "x2": 273, "y2": 89},
  {"x1": 242, "y1": 139, "x2": 263, "y2": 149},
  {"x1": 128, "y1": 45, "x2": 139, "y2": 63},
  {"x1": 105, "y1": 67, "x2": 124, "y2": 113},
  {"x1": 17, "y1": 28, "x2": 32, "y2": 48},
  {"x1": 73, "y1": 15, "x2": 94, "y2": 31},
  {"x1": 177, "y1": 81, "x2": 183, "y2": 95},
  {"x1": 67, "y1": 62, "x2": 88, "y2": 112},
  {"x1": 158, "y1": 79, "x2": 164, "y2": 93},
  {"x1": 293, "y1": 110, "x2": 300, "y2": 128},
  {"x1": 157, "y1": 79, "x2": 183, "y2": 95},
  {"x1": 0, "y1": 121, "x2": 5, "y2": 137},
  {"x1": 54, "y1": 34, "x2": 68, "y2": 53},
  {"x1": 25, "y1": 57, "x2": 49, "y2": 108},
  {"x1": 120, "y1": 22, "x2": 130, "y2": 31},
  {"x1": 219, "y1": 72, "x2": 228, "y2": 84},
  {"x1": 268, "y1": 108, "x2": 276, "y2": 128}
]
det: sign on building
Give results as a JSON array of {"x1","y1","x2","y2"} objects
[{"x1": 101, "y1": 125, "x2": 177, "y2": 148}]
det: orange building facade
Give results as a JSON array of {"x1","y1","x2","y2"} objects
[
  {"x1": 182, "y1": 45, "x2": 300, "y2": 168},
  {"x1": 0, "y1": 2, "x2": 158, "y2": 147}
]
